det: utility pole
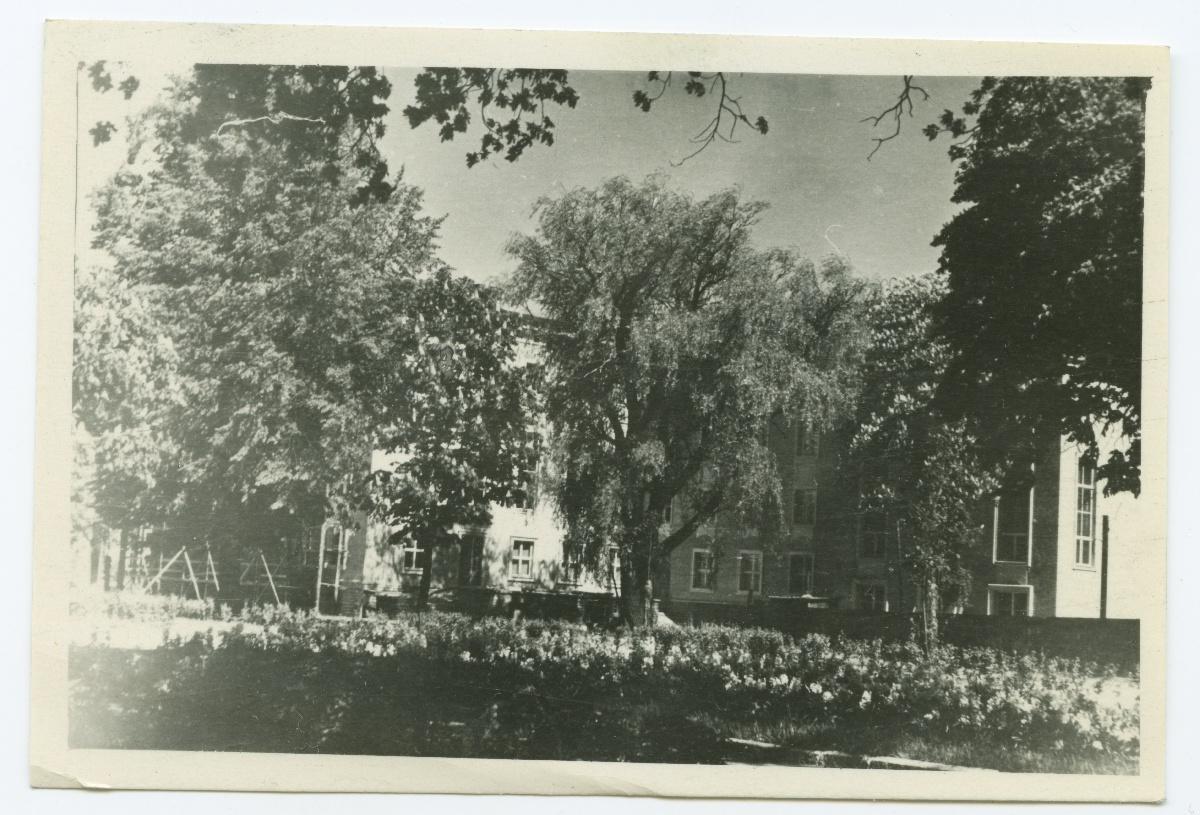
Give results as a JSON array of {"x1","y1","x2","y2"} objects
[{"x1": 1100, "y1": 515, "x2": 1110, "y2": 620}]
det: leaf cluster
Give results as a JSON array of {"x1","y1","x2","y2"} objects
[{"x1": 403, "y1": 68, "x2": 579, "y2": 167}]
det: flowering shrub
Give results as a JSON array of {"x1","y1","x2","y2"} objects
[
  {"x1": 192, "y1": 608, "x2": 1137, "y2": 759},
  {"x1": 73, "y1": 595, "x2": 1138, "y2": 762}
]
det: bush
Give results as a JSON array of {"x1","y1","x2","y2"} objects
[
  {"x1": 196, "y1": 608, "x2": 1137, "y2": 760},
  {"x1": 72, "y1": 597, "x2": 1138, "y2": 764}
]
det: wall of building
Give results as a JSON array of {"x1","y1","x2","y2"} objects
[
  {"x1": 962, "y1": 442, "x2": 1062, "y2": 618},
  {"x1": 337, "y1": 490, "x2": 613, "y2": 614},
  {"x1": 662, "y1": 415, "x2": 827, "y2": 609}
]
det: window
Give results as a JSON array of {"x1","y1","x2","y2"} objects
[
  {"x1": 662, "y1": 498, "x2": 673, "y2": 525},
  {"x1": 515, "y1": 427, "x2": 541, "y2": 510},
  {"x1": 994, "y1": 488, "x2": 1032, "y2": 563},
  {"x1": 399, "y1": 538, "x2": 425, "y2": 573},
  {"x1": 793, "y1": 488, "x2": 817, "y2": 526},
  {"x1": 691, "y1": 549, "x2": 715, "y2": 591},
  {"x1": 856, "y1": 581, "x2": 887, "y2": 611},
  {"x1": 788, "y1": 552, "x2": 815, "y2": 595},
  {"x1": 606, "y1": 545, "x2": 621, "y2": 592},
  {"x1": 859, "y1": 511, "x2": 887, "y2": 559},
  {"x1": 559, "y1": 547, "x2": 583, "y2": 585},
  {"x1": 738, "y1": 551, "x2": 763, "y2": 594},
  {"x1": 509, "y1": 539, "x2": 534, "y2": 579},
  {"x1": 989, "y1": 585, "x2": 1032, "y2": 617},
  {"x1": 1075, "y1": 461, "x2": 1096, "y2": 567},
  {"x1": 321, "y1": 523, "x2": 344, "y2": 563},
  {"x1": 458, "y1": 535, "x2": 484, "y2": 587},
  {"x1": 795, "y1": 425, "x2": 819, "y2": 458}
]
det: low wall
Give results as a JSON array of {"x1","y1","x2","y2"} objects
[
  {"x1": 433, "y1": 587, "x2": 620, "y2": 626},
  {"x1": 663, "y1": 599, "x2": 1140, "y2": 671}
]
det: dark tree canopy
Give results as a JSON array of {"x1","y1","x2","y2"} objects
[
  {"x1": 930, "y1": 77, "x2": 1148, "y2": 494},
  {"x1": 507, "y1": 175, "x2": 867, "y2": 623},
  {"x1": 81, "y1": 75, "x2": 530, "y2": 557}
]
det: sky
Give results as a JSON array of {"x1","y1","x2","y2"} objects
[
  {"x1": 76, "y1": 65, "x2": 982, "y2": 284},
  {"x1": 377, "y1": 69, "x2": 979, "y2": 285}
]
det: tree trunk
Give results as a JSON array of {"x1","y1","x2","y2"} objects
[
  {"x1": 416, "y1": 548, "x2": 433, "y2": 611},
  {"x1": 921, "y1": 577, "x2": 940, "y2": 653},
  {"x1": 617, "y1": 534, "x2": 654, "y2": 627}
]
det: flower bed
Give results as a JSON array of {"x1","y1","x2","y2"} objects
[{"x1": 71, "y1": 596, "x2": 1139, "y2": 768}]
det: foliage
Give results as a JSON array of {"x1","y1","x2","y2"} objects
[
  {"x1": 403, "y1": 68, "x2": 768, "y2": 167},
  {"x1": 506, "y1": 176, "x2": 867, "y2": 622},
  {"x1": 72, "y1": 603, "x2": 1140, "y2": 765},
  {"x1": 928, "y1": 77, "x2": 1149, "y2": 494},
  {"x1": 81, "y1": 74, "x2": 529, "y2": 554},
  {"x1": 849, "y1": 274, "x2": 1001, "y2": 645},
  {"x1": 364, "y1": 272, "x2": 537, "y2": 604},
  {"x1": 403, "y1": 69, "x2": 580, "y2": 167},
  {"x1": 165, "y1": 65, "x2": 394, "y2": 204},
  {"x1": 73, "y1": 265, "x2": 184, "y2": 531}
]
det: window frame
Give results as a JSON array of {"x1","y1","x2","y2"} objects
[
  {"x1": 458, "y1": 535, "x2": 485, "y2": 587},
  {"x1": 1074, "y1": 460, "x2": 1097, "y2": 570},
  {"x1": 690, "y1": 548, "x2": 716, "y2": 592},
  {"x1": 987, "y1": 584, "x2": 1034, "y2": 617},
  {"x1": 992, "y1": 486, "x2": 1034, "y2": 566},
  {"x1": 398, "y1": 538, "x2": 425, "y2": 574},
  {"x1": 793, "y1": 487, "x2": 818, "y2": 527},
  {"x1": 516, "y1": 426, "x2": 541, "y2": 511},
  {"x1": 558, "y1": 546, "x2": 583, "y2": 586},
  {"x1": 858, "y1": 510, "x2": 887, "y2": 560},
  {"x1": 737, "y1": 549, "x2": 763, "y2": 594},
  {"x1": 795, "y1": 424, "x2": 819, "y2": 459},
  {"x1": 509, "y1": 538, "x2": 535, "y2": 581},
  {"x1": 787, "y1": 551, "x2": 815, "y2": 595}
]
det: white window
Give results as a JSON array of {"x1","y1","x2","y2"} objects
[
  {"x1": 793, "y1": 488, "x2": 817, "y2": 526},
  {"x1": 856, "y1": 581, "x2": 888, "y2": 611},
  {"x1": 796, "y1": 425, "x2": 818, "y2": 458},
  {"x1": 859, "y1": 510, "x2": 887, "y2": 559},
  {"x1": 691, "y1": 549, "x2": 715, "y2": 591},
  {"x1": 994, "y1": 487, "x2": 1032, "y2": 563},
  {"x1": 399, "y1": 538, "x2": 424, "y2": 572},
  {"x1": 988, "y1": 585, "x2": 1033, "y2": 617},
  {"x1": 788, "y1": 552, "x2": 815, "y2": 595},
  {"x1": 661, "y1": 498, "x2": 673, "y2": 525},
  {"x1": 737, "y1": 550, "x2": 763, "y2": 594},
  {"x1": 1075, "y1": 461, "x2": 1096, "y2": 567},
  {"x1": 509, "y1": 538, "x2": 534, "y2": 579}
]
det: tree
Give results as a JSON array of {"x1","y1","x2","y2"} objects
[
  {"x1": 927, "y1": 77, "x2": 1149, "y2": 495},
  {"x1": 72, "y1": 263, "x2": 183, "y2": 562},
  {"x1": 507, "y1": 176, "x2": 867, "y2": 625},
  {"x1": 365, "y1": 271, "x2": 535, "y2": 608},
  {"x1": 849, "y1": 274, "x2": 1000, "y2": 650},
  {"x1": 83, "y1": 76, "x2": 530, "y2": 576}
]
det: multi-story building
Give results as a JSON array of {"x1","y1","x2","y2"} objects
[
  {"x1": 660, "y1": 420, "x2": 1141, "y2": 620},
  {"x1": 78, "y1": 321, "x2": 1141, "y2": 623}
]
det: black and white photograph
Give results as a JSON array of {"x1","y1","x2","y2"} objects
[{"x1": 29, "y1": 20, "x2": 1169, "y2": 801}]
